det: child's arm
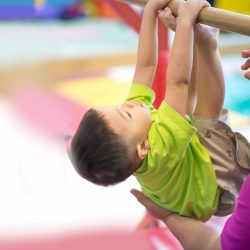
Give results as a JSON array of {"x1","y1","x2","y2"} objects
[
  {"x1": 192, "y1": 25, "x2": 224, "y2": 119},
  {"x1": 158, "y1": 7, "x2": 198, "y2": 115},
  {"x1": 165, "y1": 0, "x2": 209, "y2": 116},
  {"x1": 132, "y1": 0, "x2": 170, "y2": 87}
]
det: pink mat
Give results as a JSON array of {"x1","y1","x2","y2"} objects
[
  {"x1": 0, "y1": 228, "x2": 181, "y2": 250},
  {"x1": 12, "y1": 88, "x2": 88, "y2": 140}
]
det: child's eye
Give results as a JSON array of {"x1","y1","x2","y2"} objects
[{"x1": 126, "y1": 112, "x2": 132, "y2": 118}]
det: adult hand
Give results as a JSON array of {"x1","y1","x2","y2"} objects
[
  {"x1": 131, "y1": 189, "x2": 221, "y2": 250},
  {"x1": 241, "y1": 49, "x2": 250, "y2": 80},
  {"x1": 131, "y1": 189, "x2": 172, "y2": 221}
]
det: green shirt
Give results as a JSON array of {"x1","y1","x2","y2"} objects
[{"x1": 127, "y1": 84, "x2": 220, "y2": 221}]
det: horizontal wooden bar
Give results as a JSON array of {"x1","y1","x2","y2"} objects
[{"x1": 120, "y1": 0, "x2": 250, "y2": 36}]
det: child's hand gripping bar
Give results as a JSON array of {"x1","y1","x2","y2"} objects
[{"x1": 120, "y1": 0, "x2": 250, "y2": 36}]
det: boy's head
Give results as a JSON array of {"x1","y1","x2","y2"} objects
[{"x1": 69, "y1": 101, "x2": 152, "y2": 186}]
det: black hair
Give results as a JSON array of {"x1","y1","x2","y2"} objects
[{"x1": 69, "y1": 108, "x2": 137, "y2": 186}]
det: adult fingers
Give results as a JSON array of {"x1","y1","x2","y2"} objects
[
  {"x1": 131, "y1": 189, "x2": 172, "y2": 221},
  {"x1": 244, "y1": 71, "x2": 250, "y2": 80},
  {"x1": 241, "y1": 49, "x2": 250, "y2": 59},
  {"x1": 131, "y1": 189, "x2": 150, "y2": 208},
  {"x1": 241, "y1": 58, "x2": 250, "y2": 70}
]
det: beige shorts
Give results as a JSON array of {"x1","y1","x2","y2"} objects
[{"x1": 191, "y1": 110, "x2": 250, "y2": 216}]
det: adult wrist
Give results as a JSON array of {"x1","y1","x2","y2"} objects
[{"x1": 162, "y1": 212, "x2": 176, "y2": 224}]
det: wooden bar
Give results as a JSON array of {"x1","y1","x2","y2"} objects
[{"x1": 120, "y1": 0, "x2": 250, "y2": 36}]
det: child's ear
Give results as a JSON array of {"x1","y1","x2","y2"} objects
[{"x1": 136, "y1": 140, "x2": 150, "y2": 160}]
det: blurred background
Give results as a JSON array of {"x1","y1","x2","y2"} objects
[{"x1": 0, "y1": 0, "x2": 250, "y2": 249}]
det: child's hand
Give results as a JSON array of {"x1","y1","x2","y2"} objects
[
  {"x1": 146, "y1": 0, "x2": 170, "y2": 13},
  {"x1": 178, "y1": 0, "x2": 210, "y2": 25},
  {"x1": 241, "y1": 49, "x2": 250, "y2": 80},
  {"x1": 159, "y1": 7, "x2": 218, "y2": 50},
  {"x1": 158, "y1": 7, "x2": 177, "y2": 31}
]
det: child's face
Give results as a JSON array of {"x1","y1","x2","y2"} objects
[{"x1": 96, "y1": 101, "x2": 152, "y2": 143}]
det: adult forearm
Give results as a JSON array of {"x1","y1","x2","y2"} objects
[{"x1": 164, "y1": 214, "x2": 221, "y2": 250}]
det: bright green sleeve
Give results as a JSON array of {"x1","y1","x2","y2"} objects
[{"x1": 126, "y1": 84, "x2": 155, "y2": 106}]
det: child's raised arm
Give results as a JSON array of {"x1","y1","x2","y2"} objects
[
  {"x1": 132, "y1": 0, "x2": 170, "y2": 87},
  {"x1": 165, "y1": 0, "x2": 209, "y2": 116}
]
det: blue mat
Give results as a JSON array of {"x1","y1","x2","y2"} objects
[
  {"x1": 0, "y1": 18, "x2": 137, "y2": 66},
  {"x1": 224, "y1": 73, "x2": 250, "y2": 117}
]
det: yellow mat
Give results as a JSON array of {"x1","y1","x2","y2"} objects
[
  {"x1": 55, "y1": 77, "x2": 131, "y2": 107},
  {"x1": 55, "y1": 76, "x2": 250, "y2": 130},
  {"x1": 216, "y1": 0, "x2": 250, "y2": 15}
]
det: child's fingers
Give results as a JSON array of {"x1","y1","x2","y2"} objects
[
  {"x1": 162, "y1": 7, "x2": 173, "y2": 18},
  {"x1": 158, "y1": 9, "x2": 163, "y2": 15},
  {"x1": 159, "y1": 7, "x2": 177, "y2": 31},
  {"x1": 163, "y1": 7, "x2": 172, "y2": 15},
  {"x1": 158, "y1": 10, "x2": 164, "y2": 19},
  {"x1": 165, "y1": 17, "x2": 177, "y2": 31},
  {"x1": 158, "y1": 7, "x2": 171, "y2": 18}
]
